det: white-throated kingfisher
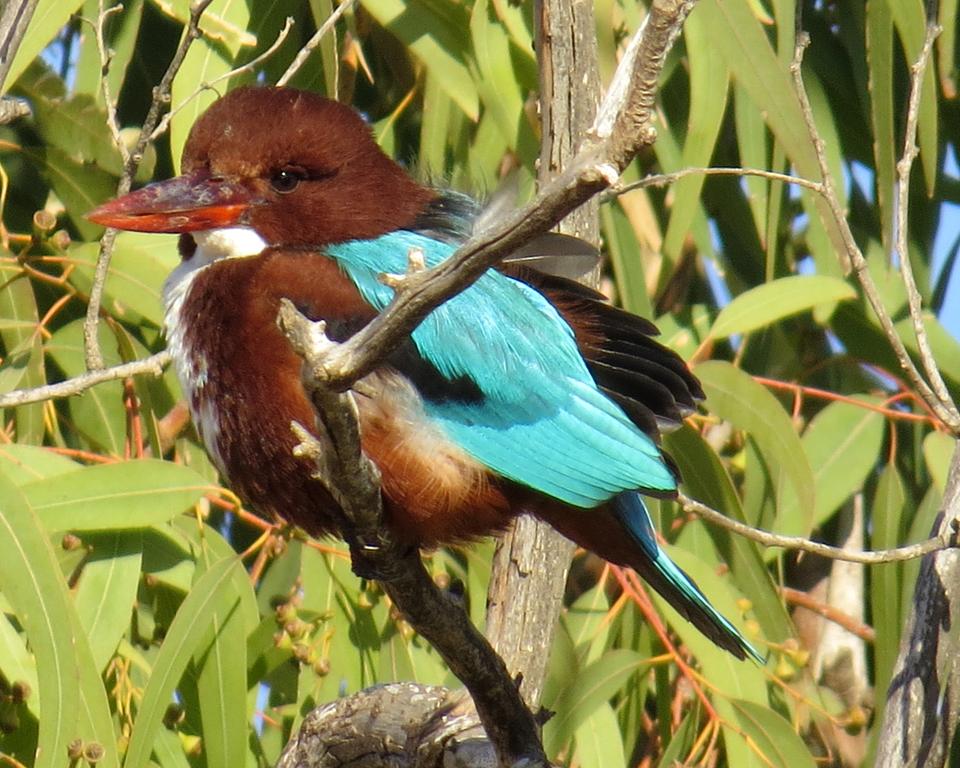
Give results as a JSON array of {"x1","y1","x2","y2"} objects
[{"x1": 88, "y1": 86, "x2": 762, "y2": 663}]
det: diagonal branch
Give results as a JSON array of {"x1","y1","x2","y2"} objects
[
  {"x1": 892, "y1": 23, "x2": 958, "y2": 425},
  {"x1": 277, "y1": 301, "x2": 548, "y2": 767},
  {"x1": 272, "y1": 2, "x2": 698, "y2": 764},
  {"x1": 276, "y1": 0, "x2": 359, "y2": 87},
  {"x1": 790, "y1": 30, "x2": 960, "y2": 433},
  {"x1": 296, "y1": 0, "x2": 698, "y2": 395},
  {"x1": 680, "y1": 494, "x2": 956, "y2": 565}
]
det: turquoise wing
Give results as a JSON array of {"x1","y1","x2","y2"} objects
[{"x1": 327, "y1": 232, "x2": 678, "y2": 507}]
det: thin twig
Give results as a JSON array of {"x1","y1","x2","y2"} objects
[
  {"x1": 679, "y1": 493, "x2": 955, "y2": 564},
  {"x1": 606, "y1": 165, "x2": 824, "y2": 199},
  {"x1": 0, "y1": 352, "x2": 170, "y2": 408},
  {"x1": 149, "y1": 16, "x2": 295, "y2": 142},
  {"x1": 94, "y1": 0, "x2": 130, "y2": 167},
  {"x1": 781, "y1": 586, "x2": 876, "y2": 643},
  {"x1": 84, "y1": 0, "x2": 215, "y2": 371},
  {"x1": 790, "y1": 33, "x2": 960, "y2": 432},
  {"x1": 752, "y1": 375, "x2": 938, "y2": 425},
  {"x1": 893, "y1": 23, "x2": 958, "y2": 425},
  {"x1": 277, "y1": 0, "x2": 359, "y2": 87}
]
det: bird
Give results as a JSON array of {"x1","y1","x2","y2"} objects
[{"x1": 88, "y1": 85, "x2": 762, "y2": 663}]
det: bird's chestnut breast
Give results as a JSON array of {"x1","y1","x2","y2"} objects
[
  {"x1": 164, "y1": 249, "x2": 372, "y2": 533},
  {"x1": 163, "y1": 247, "x2": 512, "y2": 542}
]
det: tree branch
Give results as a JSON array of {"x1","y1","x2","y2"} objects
[
  {"x1": 790, "y1": 30, "x2": 960, "y2": 433},
  {"x1": 276, "y1": 0, "x2": 359, "y2": 88},
  {"x1": 94, "y1": 0, "x2": 130, "y2": 167},
  {"x1": 272, "y1": 3, "x2": 698, "y2": 764},
  {"x1": 0, "y1": 0, "x2": 39, "y2": 106},
  {"x1": 875, "y1": 445, "x2": 960, "y2": 767},
  {"x1": 680, "y1": 493, "x2": 956, "y2": 565},
  {"x1": 891, "y1": 23, "x2": 958, "y2": 426},
  {"x1": 0, "y1": 352, "x2": 170, "y2": 408},
  {"x1": 277, "y1": 302, "x2": 547, "y2": 767}
]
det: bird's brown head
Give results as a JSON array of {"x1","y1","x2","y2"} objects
[{"x1": 88, "y1": 86, "x2": 433, "y2": 247}]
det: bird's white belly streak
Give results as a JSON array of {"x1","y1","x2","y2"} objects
[{"x1": 162, "y1": 227, "x2": 268, "y2": 476}]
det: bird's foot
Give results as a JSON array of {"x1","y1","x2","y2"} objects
[{"x1": 347, "y1": 535, "x2": 413, "y2": 582}]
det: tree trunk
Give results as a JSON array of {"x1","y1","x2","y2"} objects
[
  {"x1": 0, "y1": 0, "x2": 39, "y2": 124},
  {"x1": 483, "y1": 0, "x2": 601, "y2": 711},
  {"x1": 875, "y1": 440, "x2": 960, "y2": 767}
]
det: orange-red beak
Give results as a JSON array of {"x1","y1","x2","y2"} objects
[{"x1": 87, "y1": 170, "x2": 253, "y2": 233}]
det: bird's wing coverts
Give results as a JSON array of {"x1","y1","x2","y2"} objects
[{"x1": 327, "y1": 232, "x2": 677, "y2": 507}]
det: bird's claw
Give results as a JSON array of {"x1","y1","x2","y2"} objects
[{"x1": 347, "y1": 536, "x2": 409, "y2": 581}]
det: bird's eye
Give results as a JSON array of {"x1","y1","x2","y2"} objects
[{"x1": 270, "y1": 167, "x2": 304, "y2": 194}]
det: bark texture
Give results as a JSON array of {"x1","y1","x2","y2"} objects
[
  {"x1": 0, "y1": 0, "x2": 38, "y2": 124},
  {"x1": 277, "y1": 684, "x2": 495, "y2": 768},
  {"x1": 484, "y1": 0, "x2": 601, "y2": 711},
  {"x1": 875, "y1": 441, "x2": 960, "y2": 767}
]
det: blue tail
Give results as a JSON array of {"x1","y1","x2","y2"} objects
[{"x1": 613, "y1": 493, "x2": 765, "y2": 664}]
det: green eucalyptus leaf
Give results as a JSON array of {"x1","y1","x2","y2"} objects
[
  {"x1": 361, "y1": 0, "x2": 479, "y2": 120},
  {"x1": 697, "y1": 360, "x2": 815, "y2": 532},
  {"x1": 21, "y1": 460, "x2": 210, "y2": 532},
  {"x1": 74, "y1": 532, "x2": 143, "y2": 672},
  {"x1": 730, "y1": 699, "x2": 817, "y2": 768},
  {"x1": 543, "y1": 649, "x2": 647, "y2": 756},
  {"x1": 123, "y1": 557, "x2": 245, "y2": 768},
  {"x1": 711, "y1": 276, "x2": 856, "y2": 340},
  {"x1": 2, "y1": 0, "x2": 87, "y2": 91}
]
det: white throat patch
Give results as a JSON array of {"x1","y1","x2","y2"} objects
[
  {"x1": 162, "y1": 227, "x2": 268, "y2": 313},
  {"x1": 192, "y1": 227, "x2": 269, "y2": 262}
]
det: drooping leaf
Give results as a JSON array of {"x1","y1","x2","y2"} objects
[
  {"x1": 922, "y1": 431, "x2": 955, "y2": 493},
  {"x1": 543, "y1": 649, "x2": 648, "y2": 756},
  {"x1": 2, "y1": 0, "x2": 87, "y2": 91},
  {"x1": 168, "y1": 0, "x2": 253, "y2": 169},
  {"x1": 662, "y1": 8, "x2": 730, "y2": 260},
  {"x1": 0, "y1": 445, "x2": 81, "y2": 484},
  {"x1": 74, "y1": 532, "x2": 144, "y2": 672},
  {"x1": 871, "y1": 462, "x2": 906, "y2": 726},
  {"x1": 21, "y1": 459, "x2": 210, "y2": 532},
  {"x1": 571, "y1": 701, "x2": 626, "y2": 768},
  {"x1": 664, "y1": 426, "x2": 793, "y2": 642},
  {"x1": 866, "y1": 0, "x2": 896, "y2": 254},
  {"x1": 67, "y1": 232, "x2": 178, "y2": 329},
  {"x1": 20, "y1": 146, "x2": 117, "y2": 241},
  {"x1": 192, "y1": 547, "x2": 253, "y2": 768},
  {"x1": 779, "y1": 397, "x2": 886, "y2": 529},
  {"x1": 0, "y1": 471, "x2": 120, "y2": 768},
  {"x1": 710, "y1": 275, "x2": 856, "y2": 340},
  {"x1": 0, "y1": 260, "x2": 45, "y2": 445},
  {"x1": 695, "y1": 0, "x2": 846, "y2": 258},
  {"x1": 123, "y1": 557, "x2": 245, "y2": 768},
  {"x1": 697, "y1": 360, "x2": 815, "y2": 531},
  {"x1": 361, "y1": 0, "x2": 479, "y2": 120},
  {"x1": 730, "y1": 698, "x2": 818, "y2": 768}
]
